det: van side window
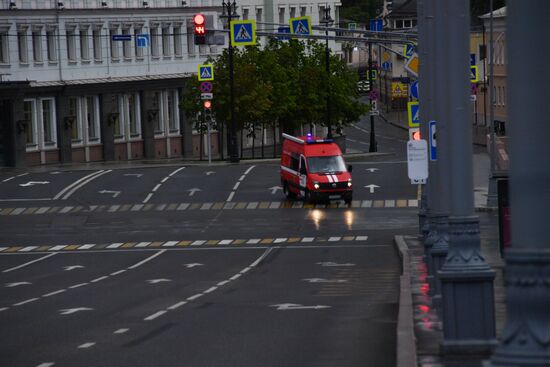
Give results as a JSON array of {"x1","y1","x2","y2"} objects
[
  {"x1": 290, "y1": 154, "x2": 299, "y2": 172},
  {"x1": 299, "y1": 157, "x2": 307, "y2": 175}
]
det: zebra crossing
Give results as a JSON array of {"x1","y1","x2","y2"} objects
[
  {"x1": 0, "y1": 235, "x2": 369, "y2": 254},
  {"x1": 0, "y1": 199, "x2": 418, "y2": 216}
]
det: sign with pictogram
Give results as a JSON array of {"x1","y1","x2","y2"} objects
[
  {"x1": 429, "y1": 120, "x2": 437, "y2": 161},
  {"x1": 136, "y1": 34, "x2": 149, "y2": 47},
  {"x1": 470, "y1": 65, "x2": 479, "y2": 83},
  {"x1": 201, "y1": 93, "x2": 213, "y2": 100},
  {"x1": 405, "y1": 53, "x2": 419, "y2": 77},
  {"x1": 391, "y1": 82, "x2": 408, "y2": 98},
  {"x1": 410, "y1": 80, "x2": 419, "y2": 100},
  {"x1": 404, "y1": 44, "x2": 415, "y2": 59},
  {"x1": 407, "y1": 101, "x2": 420, "y2": 127},
  {"x1": 198, "y1": 64, "x2": 214, "y2": 81},
  {"x1": 200, "y1": 82, "x2": 213, "y2": 93},
  {"x1": 230, "y1": 20, "x2": 256, "y2": 46},
  {"x1": 290, "y1": 16, "x2": 312, "y2": 35}
]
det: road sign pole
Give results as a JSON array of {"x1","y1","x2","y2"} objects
[
  {"x1": 491, "y1": 2, "x2": 550, "y2": 365},
  {"x1": 438, "y1": 0, "x2": 496, "y2": 355},
  {"x1": 368, "y1": 41, "x2": 377, "y2": 152}
]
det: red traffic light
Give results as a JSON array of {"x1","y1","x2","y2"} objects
[
  {"x1": 194, "y1": 14, "x2": 206, "y2": 36},
  {"x1": 193, "y1": 14, "x2": 205, "y2": 25},
  {"x1": 412, "y1": 131, "x2": 421, "y2": 140},
  {"x1": 203, "y1": 100, "x2": 212, "y2": 109}
]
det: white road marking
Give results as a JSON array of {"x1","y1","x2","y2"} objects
[
  {"x1": 127, "y1": 250, "x2": 166, "y2": 270},
  {"x1": 0, "y1": 307, "x2": 9, "y2": 312},
  {"x1": 233, "y1": 182, "x2": 240, "y2": 190},
  {"x1": 5, "y1": 282, "x2": 32, "y2": 288},
  {"x1": 20, "y1": 246, "x2": 38, "y2": 252},
  {"x1": 168, "y1": 166, "x2": 186, "y2": 177},
  {"x1": 19, "y1": 181, "x2": 50, "y2": 187},
  {"x1": 302, "y1": 278, "x2": 349, "y2": 283},
  {"x1": 270, "y1": 303, "x2": 331, "y2": 310},
  {"x1": 167, "y1": 301, "x2": 187, "y2": 310},
  {"x1": 106, "y1": 243, "x2": 124, "y2": 249},
  {"x1": 146, "y1": 279, "x2": 171, "y2": 284},
  {"x1": 365, "y1": 184, "x2": 380, "y2": 194},
  {"x1": 78, "y1": 342, "x2": 96, "y2": 349},
  {"x1": 244, "y1": 166, "x2": 256, "y2": 175},
  {"x1": 187, "y1": 188, "x2": 201, "y2": 196},
  {"x1": 14, "y1": 298, "x2": 39, "y2": 306},
  {"x1": 239, "y1": 175, "x2": 246, "y2": 181},
  {"x1": 55, "y1": 170, "x2": 111, "y2": 200},
  {"x1": 142, "y1": 193, "x2": 153, "y2": 203},
  {"x1": 110, "y1": 270, "x2": 126, "y2": 276},
  {"x1": 135, "y1": 242, "x2": 152, "y2": 248},
  {"x1": 69, "y1": 283, "x2": 88, "y2": 289},
  {"x1": 2, "y1": 176, "x2": 15, "y2": 182},
  {"x1": 328, "y1": 237, "x2": 341, "y2": 242},
  {"x1": 274, "y1": 238, "x2": 287, "y2": 243},
  {"x1": 124, "y1": 173, "x2": 143, "y2": 177},
  {"x1": 91, "y1": 276, "x2": 109, "y2": 283},
  {"x1": 152, "y1": 184, "x2": 161, "y2": 192},
  {"x1": 239, "y1": 267, "x2": 251, "y2": 274},
  {"x1": 187, "y1": 294, "x2": 203, "y2": 301},
  {"x1": 191, "y1": 240, "x2": 206, "y2": 246},
  {"x1": 43, "y1": 289, "x2": 66, "y2": 297},
  {"x1": 98, "y1": 190, "x2": 120, "y2": 198},
  {"x1": 218, "y1": 240, "x2": 233, "y2": 245},
  {"x1": 162, "y1": 241, "x2": 179, "y2": 247},
  {"x1": 226, "y1": 191, "x2": 235, "y2": 202},
  {"x1": 203, "y1": 286, "x2": 218, "y2": 294},
  {"x1": 230, "y1": 274, "x2": 241, "y2": 281},
  {"x1": 64, "y1": 265, "x2": 84, "y2": 271},
  {"x1": 217, "y1": 280, "x2": 230, "y2": 287},
  {"x1": 78, "y1": 245, "x2": 95, "y2": 250},
  {"x1": 246, "y1": 239, "x2": 261, "y2": 244},
  {"x1": 355, "y1": 236, "x2": 368, "y2": 241},
  {"x1": 269, "y1": 186, "x2": 282, "y2": 194},
  {"x1": 2, "y1": 253, "x2": 57, "y2": 273},
  {"x1": 161, "y1": 177, "x2": 169, "y2": 183},
  {"x1": 114, "y1": 328, "x2": 129, "y2": 334},
  {"x1": 37, "y1": 363, "x2": 55, "y2": 367},
  {"x1": 301, "y1": 237, "x2": 315, "y2": 243},
  {"x1": 59, "y1": 307, "x2": 93, "y2": 315},
  {"x1": 184, "y1": 263, "x2": 203, "y2": 268},
  {"x1": 17, "y1": 173, "x2": 29, "y2": 177},
  {"x1": 316, "y1": 262, "x2": 356, "y2": 267},
  {"x1": 144, "y1": 310, "x2": 167, "y2": 321}
]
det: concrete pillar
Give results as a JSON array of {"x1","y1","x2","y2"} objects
[
  {"x1": 491, "y1": 1, "x2": 550, "y2": 365},
  {"x1": 140, "y1": 90, "x2": 156, "y2": 160},
  {"x1": 56, "y1": 94, "x2": 73, "y2": 164},
  {"x1": 100, "y1": 93, "x2": 116, "y2": 161},
  {"x1": 6, "y1": 97, "x2": 27, "y2": 167},
  {"x1": 438, "y1": 0, "x2": 496, "y2": 355},
  {"x1": 180, "y1": 86, "x2": 194, "y2": 159}
]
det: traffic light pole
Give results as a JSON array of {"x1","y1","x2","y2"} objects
[
  {"x1": 368, "y1": 41, "x2": 377, "y2": 152},
  {"x1": 228, "y1": 39, "x2": 238, "y2": 162}
]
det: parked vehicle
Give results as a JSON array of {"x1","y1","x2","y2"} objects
[{"x1": 280, "y1": 133, "x2": 353, "y2": 204}]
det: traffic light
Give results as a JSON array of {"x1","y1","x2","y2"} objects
[
  {"x1": 203, "y1": 100, "x2": 212, "y2": 109},
  {"x1": 409, "y1": 128, "x2": 421, "y2": 141},
  {"x1": 194, "y1": 14, "x2": 206, "y2": 45}
]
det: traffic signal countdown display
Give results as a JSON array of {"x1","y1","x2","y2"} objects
[{"x1": 194, "y1": 14, "x2": 206, "y2": 45}]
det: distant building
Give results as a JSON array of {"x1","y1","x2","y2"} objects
[{"x1": 0, "y1": 0, "x2": 341, "y2": 167}]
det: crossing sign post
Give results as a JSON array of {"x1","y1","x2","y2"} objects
[
  {"x1": 230, "y1": 20, "x2": 256, "y2": 46},
  {"x1": 198, "y1": 64, "x2": 214, "y2": 81},
  {"x1": 290, "y1": 16, "x2": 312, "y2": 35},
  {"x1": 407, "y1": 101, "x2": 420, "y2": 128},
  {"x1": 470, "y1": 65, "x2": 479, "y2": 83}
]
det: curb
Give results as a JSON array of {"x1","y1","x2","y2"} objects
[{"x1": 394, "y1": 235, "x2": 417, "y2": 367}]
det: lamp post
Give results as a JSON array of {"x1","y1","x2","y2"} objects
[
  {"x1": 368, "y1": 40, "x2": 377, "y2": 152},
  {"x1": 221, "y1": 0, "x2": 240, "y2": 162},
  {"x1": 320, "y1": 5, "x2": 333, "y2": 139}
]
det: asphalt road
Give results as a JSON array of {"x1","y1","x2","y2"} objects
[{"x1": 0, "y1": 116, "x2": 418, "y2": 367}]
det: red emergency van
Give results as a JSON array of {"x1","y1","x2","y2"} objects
[{"x1": 280, "y1": 133, "x2": 353, "y2": 204}]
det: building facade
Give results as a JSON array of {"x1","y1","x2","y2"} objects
[{"x1": 0, "y1": 0, "x2": 341, "y2": 167}]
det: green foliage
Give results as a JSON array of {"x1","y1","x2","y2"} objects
[{"x1": 181, "y1": 37, "x2": 368, "y2": 136}]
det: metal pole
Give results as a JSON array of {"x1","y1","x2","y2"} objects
[
  {"x1": 325, "y1": 24, "x2": 332, "y2": 139},
  {"x1": 486, "y1": 0, "x2": 498, "y2": 206},
  {"x1": 368, "y1": 41, "x2": 377, "y2": 152},
  {"x1": 206, "y1": 110, "x2": 212, "y2": 165},
  {"x1": 491, "y1": 1, "x2": 550, "y2": 365},
  {"x1": 226, "y1": 0, "x2": 239, "y2": 163},
  {"x1": 438, "y1": 0, "x2": 496, "y2": 355}
]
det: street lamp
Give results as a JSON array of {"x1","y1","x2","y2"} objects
[
  {"x1": 221, "y1": 0, "x2": 240, "y2": 162},
  {"x1": 320, "y1": 5, "x2": 333, "y2": 139}
]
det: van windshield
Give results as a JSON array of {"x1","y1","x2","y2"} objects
[{"x1": 307, "y1": 156, "x2": 347, "y2": 173}]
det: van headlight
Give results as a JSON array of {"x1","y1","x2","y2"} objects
[
  {"x1": 313, "y1": 181, "x2": 320, "y2": 190},
  {"x1": 347, "y1": 179, "x2": 352, "y2": 188}
]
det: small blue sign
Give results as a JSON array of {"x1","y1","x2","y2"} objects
[
  {"x1": 381, "y1": 61, "x2": 392, "y2": 71},
  {"x1": 136, "y1": 34, "x2": 149, "y2": 47},
  {"x1": 410, "y1": 81, "x2": 419, "y2": 100},
  {"x1": 369, "y1": 19, "x2": 383, "y2": 32},
  {"x1": 429, "y1": 120, "x2": 437, "y2": 161},
  {"x1": 277, "y1": 26, "x2": 291, "y2": 41},
  {"x1": 112, "y1": 34, "x2": 132, "y2": 41},
  {"x1": 470, "y1": 53, "x2": 476, "y2": 66},
  {"x1": 404, "y1": 44, "x2": 415, "y2": 59}
]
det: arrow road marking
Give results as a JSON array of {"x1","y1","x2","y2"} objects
[
  {"x1": 184, "y1": 263, "x2": 204, "y2": 268},
  {"x1": 187, "y1": 188, "x2": 201, "y2": 196},
  {"x1": 269, "y1": 186, "x2": 282, "y2": 194},
  {"x1": 124, "y1": 173, "x2": 143, "y2": 177},
  {"x1": 5, "y1": 282, "x2": 32, "y2": 288},
  {"x1": 302, "y1": 278, "x2": 349, "y2": 283},
  {"x1": 99, "y1": 190, "x2": 120, "y2": 198},
  {"x1": 59, "y1": 307, "x2": 93, "y2": 315},
  {"x1": 316, "y1": 262, "x2": 356, "y2": 267},
  {"x1": 366, "y1": 168, "x2": 379, "y2": 173},
  {"x1": 19, "y1": 181, "x2": 50, "y2": 187},
  {"x1": 364, "y1": 184, "x2": 380, "y2": 194},
  {"x1": 64, "y1": 265, "x2": 85, "y2": 271},
  {"x1": 146, "y1": 279, "x2": 172, "y2": 284},
  {"x1": 205, "y1": 171, "x2": 215, "y2": 176},
  {"x1": 270, "y1": 303, "x2": 331, "y2": 311}
]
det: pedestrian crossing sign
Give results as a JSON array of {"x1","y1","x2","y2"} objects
[
  {"x1": 198, "y1": 64, "x2": 214, "y2": 81},
  {"x1": 407, "y1": 101, "x2": 420, "y2": 127},
  {"x1": 290, "y1": 16, "x2": 312, "y2": 35},
  {"x1": 470, "y1": 65, "x2": 479, "y2": 83},
  {"x1": 230, "y1": 20, "x2": 256, "y2": 47}
]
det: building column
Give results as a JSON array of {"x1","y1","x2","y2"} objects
[
  {"x1": 4, "y1": 97, "x2": 26, "y2": 167},
  {"x1": 56, "y1": 93, "x2": 72, "y2": 164},
  {"x1": 100, "y1": 93, "x2": 116, "y2": 162},
  {"x1": 491, "y1": 1, "x2": 550, "y2": 365},
  {"x1": 140, "y1": 90, "x2": 156, "y2": 160},
  {"x1": 180, "y1": 86, "x2": 194, "y2": 159}
]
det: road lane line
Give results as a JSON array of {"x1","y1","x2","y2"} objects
[
  {"x1": 78, "y1": 342, "x2": 96, "y2": 349},
  {"x1": 110, "y1": 270, "x2": 126, "y2": 276},
  {"x1": 142, "y1": 193, "x2": 153, "y2": 203},
  {"x1": 43, "y1": 289, "x2": 66, "y2": 297},
  {"x1": 152, "y1": 184, "x2": 161, "y2": 192},
  {"x1": 13, "y1": 298, "x2": 39, "y2": 306},
  {"x1": 226, "y1": 191, "x2": 235, "y2": 202},
  {"x1": 0, "y1": 307, "x2": 10, "y2": 311},
  {"x1": 168, "y1": 166, "x2": 186, "y2": 177},
  {"x1": 107, "y1": 243, "x2": 124, "y2": 249},
  {"x1": 127, "y1": 250, "x2": 166, "y2": 270},
  {"x1": 233, "y1": 182, "x2": 240, "y2": 190},
  {"x1": 244, "y1": 166, "x2": 255, "y2": 175},
  {"x1": 2, "y1": 176, "x2": 15, "y2": 182},
  {"x1": 61, "y1": 170, "x2": 112, "y2": 200},
  {"x1": 69, "y1": 283, "x2": 88, "y2": 289},
  {"x1": 217, "y1": 280, "x2": 230, "y2": 286},
  {"x1": 229, "y1": 274, "x2": 241, "y2": 281},
  {"x1": 91, "y1": 276, "x2": 109, "y2": 283},
  {"x1": 203, "y1": 286, "x2": 218, "y2": 294},
  {"x1": 161, "y1": 177, "x2": 170, "y2": 183},
  {"x1": 167, "y1": 301, "x2": 187, "y2": 310},
  {"x1": 16, "y1": 173, "x2": 29, "y2": 177},
  {"x1": 144, "y1": 310, "x2": 167, "y2": 321},
  {"x1": 53, "y1": 170, "x2": 104, "y2": 200},
  {"x1": 187, "y1": 294, "x2": 203, "y2": 301},
  {"x1": 114, "y1": 329, "x2": 129, "y2": 334},
  {"x1": 2, "y1": 253, "x2": 57, "y2": 273},
  {"x1": 37, "y1": 363, "x2": 55, "y2": 367}
]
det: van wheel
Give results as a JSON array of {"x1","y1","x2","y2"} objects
[{"x1": 283, "y1": 182, "x2": 295, "y2": 199}]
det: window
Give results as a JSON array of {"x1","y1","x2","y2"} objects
[
  {"x1": 162, "y1": 26, "x2": 170, "y2": 57},
  {"x1": 256, "y1": 8, "x2": 263, "y2": 30},
  {"x1": 93, "y1": 28, "x2": 102, "y2": 60},
  {"x1": 290, "y1": 7, "x2": 296, "y2": 19},
  {"x1": 279, "y1": 8, "x2": 285, "y2": 25},
  {"x1": 300, "y1": 6, "x2": 307, "y2": 16},
  {"x1": 153, "y1": 91, "x2": 163, "y2": 134},
  {"x1": 23, "y1": 100, "x2": 37, "y2": 146},
  {"x1": 68, "y1": 97, "x2": 80, "y2": 142},
  {"x1": 86, "y1": 96, "x2": 99, "y2": 142},
  {"x1": 112, "y1": 95, "x2": 123, "y2": 138},
  {"x1": 127, "y1": 94, "x2": 140, "y2": 136},
  {"x1": 122, "y1": 28, "x2": 131, "y2": 59},
  {"x1": 32, "y1": 28, "x2": 43, "y2": 62},
  {"x1": 150, "y1": 26, "x2": 159, "y2": 57},
  {"x1": 395, "y1": 20, "x2": 403, "y2": 29},
  {"x1": 17, "y1": 28, "x2": 28, "y2": 63},
  {"x1": 47, "y1": 29, "x2": 57, "y2": 62},
  {"x1": 404, "y1": 19, "x2": 411, "y2": 28},
  {"x1": 134, "y1": 26, "x2": 144, "y2": 58},
  {"x1": 167, "y1": 90, "x2": 179, "y2": 132},
  {"x1": 66, "y1": 28, "x2": 76, "y2": 61},
  {"x1": 80, "y1": 28, "x2": 90, "y2": 61},
  {"x1": 186, "y1": 24, "x2": 195, "y2": 56},
  {"x1": 110, "y1": 28, "x2": 120, "y2": 60},
  {"x1": 318, "y1": 6, "x2": 325, "y2": 25},
  {"x1": 173, "y1": 25, "x2": 182, "y2": 57},
  {"x1": 502, "y1": 86, "x2": 506, "y2": 106},
  {"x1": 41, "y1": 99, "x2": 55, "y2": 145},
  {"x1": 0, "y1": 30, "x2": 9, "y2": 64},
  {"x1": 242, "y1": 8, "x2": 249, "y2": 20}
]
